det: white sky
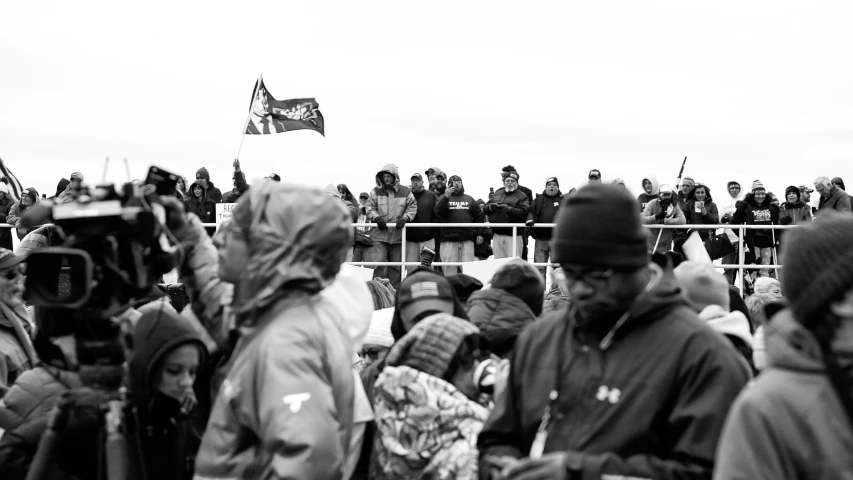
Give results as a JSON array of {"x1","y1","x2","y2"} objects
[{"x1": 2, "y1": 1, "x2": 851, "y2": 203}]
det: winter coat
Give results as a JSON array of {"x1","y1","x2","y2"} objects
[
  {"x1": 366, "y1": 164, "x2": 418, "y2": 244},
  {"x1": 408, "y1": 188, "x2": 439, "y2": 242},
  {"x1": 0, "y1": 195, "x2": 13, "y2": 248},
  {"x1": 817, "y1": 184, "x2": 852, "y2": 215},
  {"x1": 0, "y1": 302, "x2": 36, "y2": 396},
  {"x1": 478, "y1": 272, "x2": 751, "y2": 479},
  {"x1": 220, "y1": 171, "x2": 249, "y2": 203},
  {"x1": 194, "y1": 183, "x2": 357, "y2": 480},
  {"x1": 714, "y1": 310, "x2": 853, "y2": 479},
  {"x1": 683, "y1": 187, "x2": 720, "y2": 240},
  {"x1": 6, "y1": 188, "x2": 39, "y2": 240},
  {"x1": 636, "y1": 176, "x2": 659, "y2": 213},
  {"x1": 473, "y1": 203, "x2": 493, "y2": 260},
  {"x1": 0, "y1": 365, "x2": 94, "y2": 480},
  {"x1": 466, "y1": 289, "x2": 536, "y2": 359},
  {"x1": 354, "y1": 206, "x2": 373, "y2": 247},
  {"x1": 370, "y1": 365, "x2": 488, "y2": 480},
  {"x1": 434, "y1": 185, "x2": 485, "y2": 243},
  {"x1": 697, "y1": 305, "x2": 755, "y2": 374},
  {"x1": 205, "y1": 181, "x2": 223, "y2": 203},
  {"x1": 130, "y1": 303, "x2": 209, "y2": 480},
  {"x1": 527, "y1": 191, "x2": 562, "y2": 241},
  {"x1": 731, "y1": 193, "x2": 780, "y2": 249},
  {"x1": 185, "y1": 182, "x2": 216, "y2": 224},
  {"x1": 641, "y1": 198, "x2": 686, "y2": 254},
  {"x1": 779, "y1": 185, "x2": 811, "y2": 229},
  {"x1": 484, "y1": 188, "x2": 530, "y2": 236}
]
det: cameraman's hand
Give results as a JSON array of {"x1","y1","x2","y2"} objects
[
  {"x1": 376, "y1": 218, "x2": 388, "y2": 231},
  {"x1": 162, "y1": 196, "x2": 189, "y2": 234}
]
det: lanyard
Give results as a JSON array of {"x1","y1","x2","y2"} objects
[{"x1": 529, "y1": 317, "x2": 573, "y2": 459}]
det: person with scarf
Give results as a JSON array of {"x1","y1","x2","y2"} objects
[
  {"x1": 0, "y1": 249, "x2": 36, "y2": 397},
  {"x1": 185, "y1": 181, "x2": 216, "y2": 224}
]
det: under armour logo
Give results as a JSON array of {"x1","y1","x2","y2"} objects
[
  {"x1": 283, "y1": 392, "x2": 311, "y2": 413},
  {"x1": 596, "y1": 386, "x2": 621, "y2": 404},
  {"x1": 553, "y1": 202, "x2": 559, "y2": 206}
]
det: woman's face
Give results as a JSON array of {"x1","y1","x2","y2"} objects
[
  {"x1": 154, "y1": 344, "x2": 200, "y2": 402},
  {"x1": 193, "y1": 185, "x2": 203, "y2": 198},
  {"x1": 693, "y1": 188, "x2": 707, "y2": 202},
  {"x1": 787, "y1": 191, "x2": 798, "y2": 204},
  {"x1": 21, "y1": 195, "x2": 33, "y2": 207}
]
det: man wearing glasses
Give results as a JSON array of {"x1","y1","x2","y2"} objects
[
  {"x1": 478, "y1": 184, "x2": 750, "y2": 480},
  {"x1": 0, "y1": 249, "x2": 36, "y2": 396}
]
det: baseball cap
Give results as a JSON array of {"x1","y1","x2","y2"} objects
[
  {"x1": 411, "y1": 173, "x2": 423, "y2": 180},
  {"x1": 358, "y1": 191, "x2": 369, "y2": 199},
  {"x1": 397, "y1": 272, "x2": 456, "y2": 322},
  {"x1": 265, "y1": 173, "x2": 281, "y2": 182},
  {"x1": 546, "y1": 177, "x2": 559, "y2": 187},
  {"x1": 799, "y1": 184, "x2": 814, "y2": 193},
  {"x1": 0, "y1": 248, "x2": 25, "y2": 270},
  {"x1": 659, "y1": 184, "x2": 675, "y2": 194},
  {"x1": 70, "y1": 172, "x2": 83, "y2": 181},
  {"x1": 588, "y1": 169, "x2": 601, "y2": 179},
  {"x1": 504, "y1": 173, "x2": 519, "y2": 183}
]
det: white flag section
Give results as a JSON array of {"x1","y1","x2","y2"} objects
[
  {"x1": 683, "y1": 231, "x2": 713, "y2": 264},
  {"x1": 462, "y1": 257, "x2": 514, "y2": 286},
  {"x1": 215, "y1": 203, "x2": 238, "y2": 227}
]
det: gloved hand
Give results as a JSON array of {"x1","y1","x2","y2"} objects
[
  {"x1": 779, "y1": 216, "x2": 792, "y2": 225},
  {"x1": 525, "y1": 219, "x2": 534, "y2": 228},
  {"x1": 376, "y1": 218, "x2": 388, "y2": 230},
  {"x1": 655, "y1": 209, "x2": 667, "y2": 220},
  {"x1": 395, "y1": 218, "x2": 407, "y2": 230}
]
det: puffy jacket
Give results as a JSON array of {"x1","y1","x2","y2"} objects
[
  {"x1": 683, "y1": 186, "x2": 720, "y2": 241},
  {"x1": 637, "y1": 176, "x2": 659, "y2": 213},
  {"x1": 527, "y1": 191, "x2": 562, "y2": 241},
  {"x1": 185, "y1": 182, "x2": 216, "y2": 224},
  {"x1": 467, "y1": 289, "x2": 536, "y2": 358},
  {"x1": 221, "y1": 171, "x2": 249, "y2": 203},
  {"x1": 6, "y1": 188, "x2": 39, "y2": 240},
  {"x1": 779, "y1": 186, "x2": 811, "y2": 227},
  {"x1": 365, "y1": 164, "x2": 417, "y2": 244},
  {"x1": 731, "y1": 193, "x2": 780, "y2": 249},
  {"x1": 714, "y1": 310, "x2": 853, "y2": 479},
  {"x1": 478, "y1": 272, "x2": 751, "y2": 479},
  {"x1": 194, "y1": 183, "x2": 356, "y2": 480},
  {"x1": 641, "y1": 198, "x2": 686, "y2": 254},
  {"x1": 484, "y1": 188, "x2": 530, "y2": 236},
  {"x1": 817, "y1": 184, "x2": 852, "y2": 215},
  {"x1": 434, "y1": 184, "x2": 484, "y2": 243},
  {"x1": 205, "y1": 181, "x2": 223, "y2": 203},
  {"x1": 407, "y1": 187, "x2": 438, "y2": 242}
]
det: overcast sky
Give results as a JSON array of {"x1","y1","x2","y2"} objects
[{"x1": 2, "y1": 1, "x2": 851, "y2": 203}]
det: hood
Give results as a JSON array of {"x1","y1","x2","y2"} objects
[
  {"x1": 129, "y1": 302, "x2": 208, "y2": 421},
  {"x1": 375, "y1": 163, "x2": 400, "y2": 188},
  {"x1": 685, "y1": 185, "x2": 713, "y2": 203},
  {"x1": 783, "y1": 185, "x2": 805, "y2": 207},
  {"x1": 467, "y1": 288, "x2": 537, "y2": 357},
  {"x1": 742, "y1": 192, "x2": 771, "y2": 208},
  {"x1": 764, "y1": 309, "x2": 827, "y2": 372},
  {"x1": 447, "y1": 175, "x2": 465, "y2": 196},
  {"x1": 698, "y1": 305, "x2": 753, "y2": 347},
  {"x1": 337, "y1": 184, "x2": 355, "y2": 203},
  {"x1": 427, "y1": 166, "x2": 446, "y2": 180},
  {"x1": 24, "y1": 187, "x2": 39, "y2": 203},
  {"x1": 319, "y1": 264, "x2": 374, "y2": 352},
  {"x1": 54, "y1": 178, "x2": 70, "y2": 197},
  {"x1": 232, "y1": 181, "x2": 353, "y2": 317},
  {"x1": 832, "y1": 177, "x2": 847, "y2": 191},
  {"x1": 390, "y1": 268, "x2": 469, "y2": 341},
  {"x1": 322, "y1": 183, "x2": 342, "y2": 199},
  {"x1": 726, "y1": 181, "x2": 743, "y2": 200},
  {"x1": 641, "y1": 176, "x2": 659, "y2": 195},
  {"x1": 189, "y1": 181, "x2": 207, "y2": 199}
]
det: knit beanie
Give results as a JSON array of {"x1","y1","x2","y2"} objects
[
  {"x1": 673, "y1": 261, "x2": 730, "y2": 311},
  {"x1": 780, "y1": 212, "x2": 853, "y2": 326},
  {"x1": 751, "y1": 180, "x2": 765, "y2": 192},
  {"x1": 490, "y1": 259, "x2": 545, "y2": 316},
  {"x1": 363, "y1": 308, "x2": 395, "y2": 348},
  {"x1": 727, "y1": 181, "x2": 741, "y2": 190},
  {"x1": 551, "y1": 184, "x2": 649, "y2": 268},
  {"x1": 546, "y1": 177, "x2": 559, "y2": 187},
  {"x1": 448, "y1": 175, "x2": 462, "y2": 183},
  {"x1": 385, "y1": 313, "x2": 480, "y2": 379},
  {"x1": 196, "y1": 167, "x2": 211, "y2": 181}
]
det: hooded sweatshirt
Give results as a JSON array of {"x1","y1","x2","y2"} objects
[
  {"x1": 185, "y1": 182, "x2": 216, "y2": 224},
  {"x1": 195, "y1": 167, "x2": 222, "y2": 203},
  {"x1": 478, "y1": 271, "x2": 751, "y2": 479},
  {"x1": 637, "y1": 176, "x2": 659, "y2": 213},
  {"x1": 365, "y1": 164, "x2": 418, "y2": 244},
  {"x1": 779, "y1": 185, "x2": 811, "y2": 226},
  {"x1": 434, "y1": 177, "x2": 485, "y2": 243},
  {"x1": 714, "y1": 310, "x2": 853, "y2": 479},
  {"x1": 528, "y1": 189, "x2": 563, "y2": 241},
  {"x1": 130, "y1": 302, "x2": 208, "y2": 480}
]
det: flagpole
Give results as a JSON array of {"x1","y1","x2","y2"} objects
[{"x1": 236, "y1": 73, "x2": 263, "y2": 160}]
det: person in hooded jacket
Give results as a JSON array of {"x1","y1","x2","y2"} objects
[
  {"x1": 0, "y1": 183, "x2": 15, "y2": 250},
  {"x1": 51, "y1": 178, "x2": 70, "y2": 200},
  {"x1": 426, "y1": 167, "x2": 448, "y2": 196},
  {"x1": 435, "y1": 175, "x2": 485, "y2": 275},
  {"x1": 683, "y1": 183, "x2": 720, "y2": 241},
  {"x1": 641, "y1": 184, "x2": 686, "y2": 254},
  {"x1": 220, "y1": 159, "x2": 249, "y2": 203},
  {"x1": 714, "y1": 213, "x2": 853, "y2": 479},
  {"x1": 831, "y1": 176, "x2": 853, "y2": 206},
  {"x1": 185, "y1": 181, "x2": 216, "y2": 224},
  {"x1": 194, "y1": 182, "x2": 358, "y2": 480},
  {"x1": 731, "y1": 180, "x2": 780, "y2": 278},
  {"x1": 365, "y1": 164, "x2": 417, "y2": 288},
  {"x1": 526, "y1": 177, "x2": 562, "y2": 279},
  {"x1": 636, "y1": 176, "x2": 659, "y2": 213},
  {"x1": 194, "y1": 167, "x2": 222, "y2": 203},
  {"x1": 467, "y1": 259, "x2": 544, "y2": 359},
  {"x1": 6, "y1": 187, "x2": 40, "y2": 240},
  {"x1": 719, "y1": 180, "x2": 745, "y2": 284},
  {"x1": 478, "y1": 184, "x2": 750, "y2": 480},
  {"x1": 405, "y1": 173, "x2": 438, "y2": 273},
  {"x1": 779, "y1": 185, "x2": 811, "y2": 228},
  {"x1": 484, "y1": 173, "x2": 530, "y2": 259}
]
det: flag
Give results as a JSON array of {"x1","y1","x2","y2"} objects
[
  {"x1": 0, "y1": 156, "x2": 24, "y2": 201},
  {"x1": 244, "y1": 75, "x2": 324, "y2": 137}
]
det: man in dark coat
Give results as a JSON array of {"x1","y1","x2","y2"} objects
[
  {"x1": 526, "y1": 177, "x2": 562, "y2": 279},
  {"x1": 477, "y1": 184, "x2": 750, "y2": 480},
  {"x1": 0, "y1": 184, "x2": 14, "y2": 250},
  {"x1": 405, "y1": 173, "x2": 438, "y2": 273},
  {"x1": 500, "y1": 166, "x2": 533, "y2": 260},
  {"x1": 195, "y1": 167, "x2": 222, "y2": 203}
]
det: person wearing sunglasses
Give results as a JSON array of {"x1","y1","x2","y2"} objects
[
  {"x1": 478, "y1": 184, "x2": 750, "y2": 480},
  {"x1": 0, "y1": 248, "x2": 36, "y2": 397}
]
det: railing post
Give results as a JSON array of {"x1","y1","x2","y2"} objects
[
  {"x1": 512, "y1": 225, "x2": 517, "y2": 258},
  {"x1": 737, "y1": 225, "x2": 745, "y2": 293},
  {"x1": 401, "y1": 222, "x2": 407, "y2": 281}
]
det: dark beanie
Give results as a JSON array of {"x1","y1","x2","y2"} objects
[
  {"x1": 445, "y1": 274, "x2": 484, "y2": 304},
  {"x1": 780, "y1": 212, "x2": 853, "y2": 326},
  {"x1": 551, "y1": 184, "x2": 649, "y2": 268},
  {"x1": 490, "y1": 259, "x2": 545, "y2": 316},
  {"x1": 196, "y1": 167, "x2": 211, "y2": 181}
]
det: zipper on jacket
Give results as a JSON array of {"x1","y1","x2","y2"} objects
[{"x1": 599, "y1": 311, "x2": 631, "y2": 351}]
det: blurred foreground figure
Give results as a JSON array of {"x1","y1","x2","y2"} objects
[
  {"x1": 715, "y1": 212, "x2": 853, "y2": 479},
  {"x1": 478, "y1": 184, "x2": 750, "y2": 480},
  {"x1": 194, "y1": 182, "x2": 358, "y2": 479}
]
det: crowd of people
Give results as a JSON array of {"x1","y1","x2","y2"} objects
[{"x1": 0, "y1": 162, "x2": 851, "y2": 479}]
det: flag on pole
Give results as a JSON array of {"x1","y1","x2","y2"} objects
[
  {"x1": 244, "y1": 74, "x2": 324, "y2": 137},
  {"x1": 0, "y1": 156, "x2": 24, "y2": 201}
]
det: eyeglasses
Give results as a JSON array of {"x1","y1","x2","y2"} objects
[
  {"x1": 361, "y1": 347, "x2": 387, "y2": 361},
  {"x1": 561, "y1": 268, "x2": 614, "y2": 288},
  {"x1": 2, "y1": 268, "x2": 21, "y2": 281}
]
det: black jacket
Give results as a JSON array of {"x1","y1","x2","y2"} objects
[
  {"x1": 185, "y1": 182, "x2": 217, "y2": 224},
  {"x1": 683, "y1": 187, "x2": 720, "y2": 241},
  {"x1": 484, "y1": 188, "x2": 530, "y2": 236},
  {"x1": 478, "y1": 272, "x2": 751, "y2": 479},
  {"x1": 434, "y1": 189, "x2": 484, "y2": 242},
  {"x1": 527, "y1": 191, "x2": 562, "y2": 240},
  {"x1": 731, "y1": 193, "x2": 780, "y2": 249},
  {"x1": 407, "y1": 188, "x2": 439, "y2": 242}
]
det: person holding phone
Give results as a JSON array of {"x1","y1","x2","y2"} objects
[
  {"x1": 484, "y1": 173, "x2": 530, "y2": 259},
  {"x1": 684, "y1": 183, "x2": 720, "y2": 241},
  {"x1": 434, "y1": 175, "x2": 484, "y2": 275}
]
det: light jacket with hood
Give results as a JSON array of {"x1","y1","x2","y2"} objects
[
  {"x1": 434, "y1": 179, "x2": 485, "y2": 243},
  {"x1": 683, "y1": 186, "x2": 720, "y2": 241},
  {"x1": 185, "y1": 182, "x2": 216, "y2": 224},
  {"x1": 365, "y1": 164, "x2": 417, "y2": 244},
  {"x1": 6, "y1": 188, "x2": 40, "y2": 240},
  {"x1": 194, "y1": 183, "x2": 356, "y2": 480},
  {"x1": 641, "y1": 197, "x2": 687, "y2": 254},
  {"x1": 714, "y1": 310, "x2": 853, "y2": 479},
  {"x1": 478, "y1": 271, "x2": 751, "y2": 479},
  {"x1": 779, "y1": 185, "x2": 811, "y2": 226},
  {"x1": 637, "y1": 176, "x2": 659, "y2": 213},
  {"x1": 721, "y1": 180, "x2": 744, "y2": 222}
]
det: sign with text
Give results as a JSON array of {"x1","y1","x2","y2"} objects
[{"x1": 216, "y1": 203, "x2": 238, "y2": 226}]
